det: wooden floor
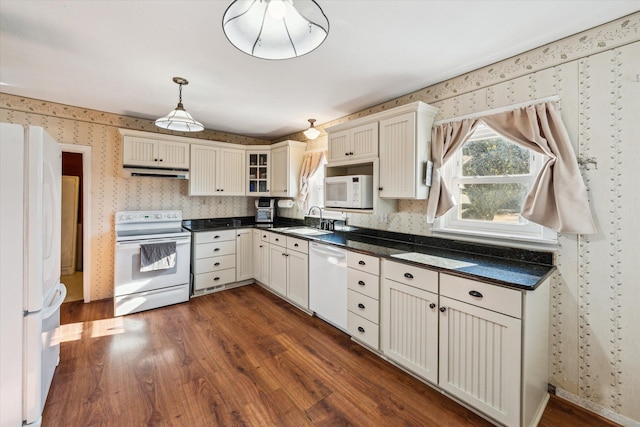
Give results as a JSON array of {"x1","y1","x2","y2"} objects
[{"x1": 44, "y1": 285, "x2": 620, "y2": 426}]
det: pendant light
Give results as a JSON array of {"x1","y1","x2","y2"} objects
[
  {"x1": 155, "y1": 77, "x2": 204, "y2": 132},
  {"x1": 222, "y1": 0, "x2": 329, "y2": 60},
  {"x1": 303, "y1": 118, "x2": 320, "y2": 140}
]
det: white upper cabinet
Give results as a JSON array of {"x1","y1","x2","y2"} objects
[
  {"x1": 246, "y1": 149, "x2": 270, "y2": 196},
  {"x1": 327, "y1": 122, "x2": 378, "y2": 164},
  {"x1": 122, "y1": 135, "x2": 189, "y2": 169},
  {"x1": 189, "y1": 144, "x2": 245, "y2": 196},
  {"x1": 378, "y1": 104, "x2": 438, "y2": 199},
  {"x1": 270, "y1": 140, "x2": 306, "y2": 198}
]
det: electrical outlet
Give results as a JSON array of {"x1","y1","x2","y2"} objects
[{"x1": 379, "y1": 213, "x2": 388, "y2": 223}]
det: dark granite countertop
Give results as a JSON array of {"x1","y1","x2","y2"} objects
[{"x1": 183, "y1": 217, "x2": 555, "y2": 291}]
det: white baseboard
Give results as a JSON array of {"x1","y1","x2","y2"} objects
[{"x1": 555, "y1": 387, "x2": 640, "y2": 427}]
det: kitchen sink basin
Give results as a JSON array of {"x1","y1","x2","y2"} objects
[{"x1": 282, "y1": 227, "x2": 333, "y2": 236}]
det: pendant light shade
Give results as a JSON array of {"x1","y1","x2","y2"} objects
[
  {"x1": 155, "y1": 77, "x2": 204, "y2": 132},
  {"x1": 303, "y1": 118, "x2": 320, "y2": 140},
  {"x1": 222, "y1": 0, "x2": 329, "y2": 60}
]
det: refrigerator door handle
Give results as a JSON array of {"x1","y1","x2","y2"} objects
[{"x1": 42, "y1": 283, "x2": 67, "y2": 320}]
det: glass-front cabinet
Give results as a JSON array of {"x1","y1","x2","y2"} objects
[{"x1": 247, "y1": 150, "x2": 270, "y2": 196}]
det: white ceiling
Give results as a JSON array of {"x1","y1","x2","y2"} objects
[{"x1": 1, "y1": 1, "x2": 638, "y2": 140}]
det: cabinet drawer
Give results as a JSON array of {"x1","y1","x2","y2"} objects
[
  {"x1": 194, "y1": 229, "x2": 236, "y2": 244},
  {"x1": 286, "y1": 236, "x2": 308, "y2": 254},
  {"x1": 347, "y1": 251, "x2": 380, "y2": 275},
  {"x1": 193, "y1": 268, "x2": 236, "y2": 291},
  {"x1": 347, "y1": 269, "x2": 379, "y2": 300},
  {"x1": 382, "y1": 260, "x2": 438, "y2": 294},
  {"x1": 195, "y1": 240, "x2": 235, "y2": 259},
  {"x1": 269, "y1": 233, "x2": 286, "y2": 247},
  {"x1": 347, "y1": 311, "x2": 379, "y2": 349},
  {"x1": 347, "y1": 289, "x2": 379, "y2": 324},
  {"x1": 440, "y1": 274, "x2": 522, "y2": 318},
  {"x1": 194, "y1": 254, "x2": 235, "y2": 274}
]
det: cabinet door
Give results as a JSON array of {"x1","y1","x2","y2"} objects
[
  {"x1": 439, "y1": 296, "x2": 522, "y2": 427},
  {"x1": 327, "y1": 130, "x2": 351, "y2": 163},
  {"x1": 247, "y1": 151, "x2": 270, "y2": 195},
  {"x1": 270, "y1": 146, "x2": 288, "y2": 197},
  {"x1": 350, "y1": 122, "x2": 378, "y2": 161},
  {"x1": 268, "y1": 245, "x2": 287, "y2": 296},
  {"x1": 379, "y1": 112, "x2": 416, "y2": 198},
  {"x1": 381, "y1": 278, "x2": 438, "y2": 384},
  {"x1": 252, "y1": 230, "x2": 263, "y2": 283},
  {"x1": 286, "y1": 250, "x2": 308, "y2": 309},
  {"x1": 123, "y1": 136, "x2": 158, "y2": 167},
  {"x1": 236, "y1": 229, "x2": 253, "y2": 281},
  {"x1": 157, "y1": 140, "x2": 189, "y2": 169},
  {"x1": 189, "y1": 144, "x2": 218, "y2": 196},
  {"x1": 219, "y1": 148, "x2": 245, "y2": 195}
]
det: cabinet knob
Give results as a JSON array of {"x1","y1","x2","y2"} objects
[
  {"x1": 358, "y1": 280, "x2": 365, "y2": 286},
  {"x1": 357, "y1": 326, "x2": 365, "y2": 333},
  {"x1": 214, "y1": 248, "x2": 220, "y2": 252},
  {"x1": 294, "y1": 243, "x2": 299, "y2": 247},
  {"x1": 439, "y1": 307, "x2": 447, "y2": 313},
  {"x1": 469, "y1": 290, "x2": 483, "y2": 298},
  {"x1": 429, "y1": 303, "x2": 436, "y2": 309},
  {"x1": 154, "y1": 158, "x2": 158, "y2": 161},
  {"x1": 345, "y1": 152, "x2": 349, "y2": 156},
  {"x1": 404, "y1": 272, "x2": 413, "y2": 279},
  {"x1": 214, "y1": 277, "x2": 220, "y2": 281},
  {"x1": 358, "y1": 260, "x2": 366, "y2": 266},
  {"x1": 259, "y1": 245, "x2": 263, "y2": 248},
  {"x1": 214, "y1": 262, "x2": 220, "y2": 266},
  {"x1": 378, "y1": 187, "x2": 383, "y2": 191},
  {"x1": 159, "y1": 159, "x2": 163, "y2": 162},
  {"x1": 357, "y1": 303, "x2": 365, "y2": 309},
  {"x1": 214, "y1": 235, "x2": 220, "y2": 239},
  {"x1": 349, "y1": 152, "x2": 354, "y2": 155}
]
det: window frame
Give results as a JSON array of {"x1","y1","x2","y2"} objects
[{"x1": 433, "y1": 123, "x2": 557, "y2": 248}]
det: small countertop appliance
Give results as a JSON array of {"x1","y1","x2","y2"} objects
[{"x1": 255, "y1": 198, "x2": 275, "y2": 223}]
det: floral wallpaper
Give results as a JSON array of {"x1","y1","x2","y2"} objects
[{"x1": 1, "y1": 11, "x2": 639, "y2": 425}]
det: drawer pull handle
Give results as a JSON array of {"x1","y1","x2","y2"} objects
[
  {"x1": 357, "y1": 326, "x2": 365, "y2": 333},
  {"x1": 214, "y1": 248, "x2": 220, "y2": 252},
  {"x1": 439, "y1": 307, "x2": 446, "y2": 313},
  {"x1": 214, "y1": 262, "x2": 220, "y2": 266},
  {"x1": 214, "y1": 235, "x2": 220, "y2": 239},
  {"x1": 358, "y1": 303, "x2": 365, "y2": 309},
  {"x1": 263, "y1": 235, "x2": 267, "y2": 238},
  {"x1": 214, "y1": 277, "x2": 220, "y2": 281},
  {"x1": 358, "y1": 260, "x2": 366, "y2": 265},
  {"x1": 294, "y1": 243, "x2": 299, "y2": 247},
  {"x1": 429, "y1": 303, "x2": 436, "y2": 309},
  {"x1": 469, "y1": 290, "x2": 483, "y2": 298},
  {"x1": 404, "y1": 272, "x2": 413, "y2": 279},
  {"x1": 358, "y1": 280, "x2": 365, "y2": 286},
  {"x1": 275, "y1": 238, "x2": 279, "y2": 241}
]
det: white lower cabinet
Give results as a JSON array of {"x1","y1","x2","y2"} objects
[
  {"x1": 346, "y1": 251, "x2": 380, "y2": 349},
  {"x1": 192, "y1": 230, "x2": 236, "y2": 292},
  {"x1": 380, "y1": 260, "x2": 439, "y2": 384},
  {"x1": 267, "y1": 233, "x2": 309, "y2": 309},
  {"x1": 252, "y1": 229, "x2": 269, "y2": 286},
  {"x1": 236, "y1": 229, "x2": 253, "y2": 282}
]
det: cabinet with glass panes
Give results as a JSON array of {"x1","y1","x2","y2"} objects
[{"x1": 247, "y1": 150, "x2": 270, "y2": 195}]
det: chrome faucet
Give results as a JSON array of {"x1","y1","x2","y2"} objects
[{"x1": 308, "y1": 205, "x2": 323, "y2": 220}]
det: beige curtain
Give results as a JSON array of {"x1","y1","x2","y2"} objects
[
  {"x1": 295, "y1": 150, "x2": 326, "y2": 210},
  {"x1": 427, "y1": 101, "x2": 596, "y2": 234}
]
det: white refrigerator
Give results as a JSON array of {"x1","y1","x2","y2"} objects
[{"x1": 0, "y1": 123, "x2": 67, "y2": 427}]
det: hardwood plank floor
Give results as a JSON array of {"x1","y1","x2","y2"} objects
[{"x1": 44, "y1": 285, "x2": 620, "y2": 426}]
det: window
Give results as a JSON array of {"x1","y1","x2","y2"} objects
[{"x1": 434, "y1": 123, "x2": 556, "y2": 245}]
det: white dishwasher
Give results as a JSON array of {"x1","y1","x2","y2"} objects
[{"x1": 309, "y1": 242, "x2": 348, "y2": 332}]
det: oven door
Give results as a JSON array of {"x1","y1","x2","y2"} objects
[{"x1": 114, "y1": 236, "x2": 191, "y2": 297}]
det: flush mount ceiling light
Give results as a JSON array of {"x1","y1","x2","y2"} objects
[
  {"x1": 303, "y1": 118, "x2": 320, "y2": 140},
  {"x1": 222, "y1": 0, "x2": 329, "y2": 60},
  {"x1": 155, "y1": 77, "x2": 204, "y2": 132}
]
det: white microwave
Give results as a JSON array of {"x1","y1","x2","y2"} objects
[{"x1": 324, "y1": 175, "x2": 373, "y2": 209}]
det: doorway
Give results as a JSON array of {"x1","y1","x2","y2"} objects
[{"x1": 60, "y1": 144, "x2": 92, "y2": 303}]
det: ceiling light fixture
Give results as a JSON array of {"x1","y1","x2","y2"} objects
[
  {"x1": 155, "y1": 77, "x2": 204, "y2": 132},
  {"x1": 222, "y1": 0, "x2": 329, "y2": 60},
  {"x1": 303, "y1": 118, "x2": 320, "y2": 140}
]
